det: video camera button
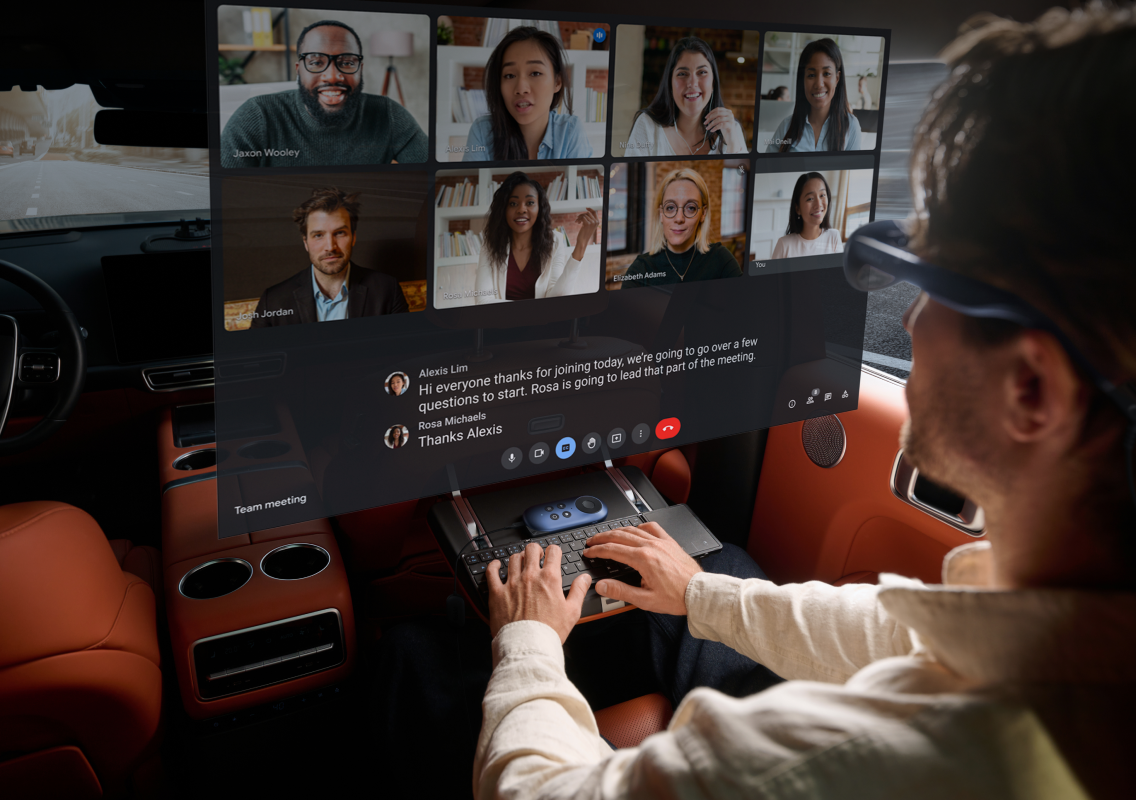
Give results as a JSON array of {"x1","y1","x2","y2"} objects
[{"x1": 528, "y1": 442, "x2": 550, "y2": 465}]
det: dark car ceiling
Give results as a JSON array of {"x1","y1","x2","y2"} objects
[{"x1": 4, "y1": 0, "x2": 1072, "y2": 88}]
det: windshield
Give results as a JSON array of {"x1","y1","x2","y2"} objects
[{"x1": 0, "y1": 85, "x2": 209, "y2": 233}]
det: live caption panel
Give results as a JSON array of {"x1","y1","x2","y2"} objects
[{"x1": 216, "y1": 5, "x2": 431, "y2": 167}]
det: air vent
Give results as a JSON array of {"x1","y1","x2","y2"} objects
[{"x1": 143, "y1": 361, "x2": 214, "y2": 392}]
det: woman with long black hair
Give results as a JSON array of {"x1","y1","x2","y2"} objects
[
  {"x1": 765, "y1": 38, "x2": 862, "y2": 153},
  {"x1": 771, "y1": 172, "x2": 843, "y2": 258},
  {"x1": 463, "y1": 27, "x2": 592, "y2": 161},
  {"x1": 473, "y1": 171, "x2": 600, "y2": 303},
  {"x1": 623, "y1": 37, "x2": 748, "y2": 156}
]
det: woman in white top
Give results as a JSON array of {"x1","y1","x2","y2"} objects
[
  {"x1": 771, "y1": 172, "x2": 843, "y2": 259},
  {"x1": 622, "y1": 37, "x2": 748, "y2": 157},
  {"x1": 474, "y1": 171, "x2": 600, "y2": 303}
]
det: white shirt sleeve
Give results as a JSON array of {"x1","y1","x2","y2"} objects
[
  {"x1": 622, "y1": 114, "x2": 659, "y2": 157},
  {"x1": 771, "y1": 235, "x2": 791, "y2": 260},
  {"x1": 473, "y1": 246, "x2": 504, "y2": 304},
  {"x1": 540, "y1": 237, "x2": 583, "y2": 298}
]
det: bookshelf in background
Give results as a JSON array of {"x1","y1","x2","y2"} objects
[{"x1": 433, "y1": 165, "x2": 605, "y2": 308}]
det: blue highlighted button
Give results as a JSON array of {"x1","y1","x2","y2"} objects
[
  {"x1": 555, "y1": 436, "x2": 576, "y2": 459},
  {"x1": 593, "y1": 28, "x2": 606, "y2": 43}
]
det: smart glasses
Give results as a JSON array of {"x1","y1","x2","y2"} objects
[
  {"x1": 298, "y1": 53, "x2": 363, "y2": 74},
  {"x1": 661, "y1": 201, "x2": 702, "y2": 219},
  {"x1": 845, "y1": 219, "x2": 1136, "y2": 507}
]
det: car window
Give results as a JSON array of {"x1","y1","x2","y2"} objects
[
  {"x1": 0, "y1": 85, "x2": 209, "y2": 234},
  {"x1": 862, "y1": 61, "x2": 949, "y2": 381}
]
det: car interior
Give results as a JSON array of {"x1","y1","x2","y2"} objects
[{"x1": 0, "y1": 0, "x2": 1059, "y2": 798}]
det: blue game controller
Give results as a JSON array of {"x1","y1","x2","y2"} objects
[{"x1": 523, "y1": 496, "x2": 608, "y2": 533}]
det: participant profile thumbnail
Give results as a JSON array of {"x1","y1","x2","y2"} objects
[
  {"x1": 749, "y1": 165, "x2": 874, "y2": 263},
  {"x1": 434, "y1": 16, "x2": 610, "y2": 162},
  {"x1": 221, "y1": 171, "x2": 428, "y2": 331},
  {"x1": 612, "y1": 25, "x2": 759, "y2": 157},
  {"x1": 433, "y1": 164, "x2": 604, "y2": 308},
  {"x1": 217, "y1": 6, "x2": 430, "y2": 167},
  {"x1": 606, "y1": 159, "x2": 748, "y2": 289},
  {"x1": 758, "y1": 31, "x2": 884, "y2": 153}
]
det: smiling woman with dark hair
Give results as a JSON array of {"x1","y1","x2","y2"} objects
[
  {"x1": 765, "y1": 37, "x2": 862, "y2": 153},
  {"x1": 623, "y1": 37, "x2": 748, "y2": 156},
  {"x1": 771, "y1": 172, "x2": 843, "y2": 258},
  {"x1": 463, "y1": 27, "x2": 592, "y2": 161},
  {"x1": 473, "y1": 171, "x2": 599, "y2": 302}
]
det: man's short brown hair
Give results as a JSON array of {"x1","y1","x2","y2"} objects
[
  {"x1": 293, "y1": 187, "x2": 361, "y2": 236},
  {"x1": 909, "y1": 2, "x2": 1136, "y2": 383}
]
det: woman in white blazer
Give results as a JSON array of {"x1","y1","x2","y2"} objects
[{"x1": 474, "y1": 171, "x2": 600, "y2": 303}]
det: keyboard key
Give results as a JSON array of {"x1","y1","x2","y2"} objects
[
  {"x1": 506, "y1": 545, "x2": 523, "y2": 555},
  {"x1": 573, "y1": 531, "x2": 587, "y2": 540},
  {"x1": 559, "y1": 534, "x2": 575, "y2": 544},
  {"x1": 569, "y1": 541, "x2": 585, "y2": 551},
  {"x1": 562, "y1": 563, "x2": 577, "y2": 575},
  {"x1": 479, "y1": 552, "x2": 494, "y2": 562},
  {"x1": 492, "y1": 549, "x2": 508, "y2": 560},
  {"x1": 465, "y1": 554, "x2": 480, "y2": 565},
  {"x1": 473, "y1": 573, "x2": 485, "y2": 586},
  {"x1": 498, "y1": 567, "x2": 508, "y2": 581},
  {"x1": 566, "y1": 551, "x2": 581, "y2": 563},
  {"x1": 469, "y1": 562, "x2": 487, "y2": 575}
]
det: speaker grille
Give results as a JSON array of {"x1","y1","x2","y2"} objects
[{"x1": 802, "y1": 415, "x2": 846, "y2": 468}]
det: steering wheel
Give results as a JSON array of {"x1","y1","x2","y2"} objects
[{"x1": 0, "y1": 259, "x2": 87, "y2": 455}]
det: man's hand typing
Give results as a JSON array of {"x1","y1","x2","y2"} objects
[
  {"x1": 487, "y1": 542, "x2": 592, "y2": 643},
  {"x1": 583, "y1": 522, "x2": 702, "y2": 615}
]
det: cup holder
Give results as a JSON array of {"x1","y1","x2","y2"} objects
[
  {"x1": 238, "y1": 440, "x2": 291, "y2": 460},
  {"x1": 179, "y1": 558, "x2": 253, "y2": 600},
  {"x1": 173, "y1": 448, "x2": 227, "y2": 471},
  {"x1": 260, "y1": 543, "x2": 330, "y2": 581}
]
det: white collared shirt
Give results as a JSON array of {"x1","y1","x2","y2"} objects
[{"x1": 474, "y1": 542, "x2": 1135, "y2": 799}]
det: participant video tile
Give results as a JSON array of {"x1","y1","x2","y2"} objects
[
  {"x1": 749, "y1": 158, "x2": 875, "y2": 275},
  {"x1": 611, "y1": 25, "x2": 760, "y2": 157},
  {"x1": 220, "y1": 172, "x2": 428, "y2": 331},
  {"x1": 758, "y1": 31, "x2": 884, "y2": 153},
  {"x1": 433, "y1": 165, "x2": 604, "y2": 309},
  {"x1": 434, "y1": 16, "x2": 610, "y2": 162},
  {"x1": 606, "y1": 159, "x2": 748, "y2": 290},
  {"x1": 217, "y1": 6, "x2": 430, "y2": 167}
]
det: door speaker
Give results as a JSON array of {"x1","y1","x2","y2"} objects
[{"x1": 801, "y1": 415, "x2": 846, "y2": 468}]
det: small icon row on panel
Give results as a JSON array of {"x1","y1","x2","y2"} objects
[{"x1": 501, "y1": 418, "x2": 682, "y2": 468}]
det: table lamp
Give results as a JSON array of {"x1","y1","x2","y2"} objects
[{"x1": 369, "y1": 31, "x2": 414, "y2": 106}]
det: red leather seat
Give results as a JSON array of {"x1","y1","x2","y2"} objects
[
  {"x1": 594, "y1": 693, "x2": 674, "y2": 749},
  {"x1": 0, "y1": 502, "x2": 163, "y2": 799}
]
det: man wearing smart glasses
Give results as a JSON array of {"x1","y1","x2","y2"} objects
[
  {"x1": 473, "y1": 6, "x2": 1136, "y2": 798},
  {"x1": 221, "y1": 20, "x2": 428, "y2": 167}
]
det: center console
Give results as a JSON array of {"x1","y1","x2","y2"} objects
[{"x1": 158, "y1": 403, "x2": 355, "y2": 720}]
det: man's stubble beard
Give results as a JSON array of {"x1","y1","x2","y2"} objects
[{"x1": 298, "y1": 75, "x2": 364, "y2": 126}]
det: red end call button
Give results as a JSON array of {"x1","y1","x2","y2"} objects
[{"x1": 655, "y1": 418, "x2": 681, "y2": 439}]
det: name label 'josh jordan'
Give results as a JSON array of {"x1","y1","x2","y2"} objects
[{"x1": 232, "y1": 148, "x2": 301, "y2": 158}]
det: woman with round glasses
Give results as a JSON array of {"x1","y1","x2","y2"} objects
[
  {"x1": 771, "y1": 172, "x2": 843, "y2": 258},
  {"x1": 619, "y1": 168, "x2": 742, "y2": 288},
  {"x1": 622, "y1": 37, "x2": 748, "y2": 157},
  {"x1": 221, "y1": 20, "x2": 429, "y2": 167},
  {"x1": 473, "y1": 171, "x2": 600, "y2": 303},
  {"x1": 765, "y1": 37, "x2": 861, "y2": 153}
]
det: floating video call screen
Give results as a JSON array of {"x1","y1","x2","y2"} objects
[{"x1": 206, "y1": 1, "x2": 887, "y2": 537}]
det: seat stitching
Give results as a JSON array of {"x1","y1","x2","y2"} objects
[
  {"x1": 0, "y1": 505, "x2": 82, "y2": 541},
  {"x1": 84, "y1": 578, "x2": 149, "y2": 652}
]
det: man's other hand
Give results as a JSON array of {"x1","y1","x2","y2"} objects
[
  {"x1": 487, "y1": 543, "x2": 592, "y2": 643},
  {"x1": 583, "y1": 522, "x2": 702, "y2": 615}
]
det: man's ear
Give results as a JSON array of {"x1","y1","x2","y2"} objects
[{"x1": 1002, "y1": 329, "x2": 1085, "y2": 444}]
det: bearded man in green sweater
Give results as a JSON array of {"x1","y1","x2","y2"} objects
[{"x1": 221, "y1": 20, "x2": 428, "y2": 168}]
